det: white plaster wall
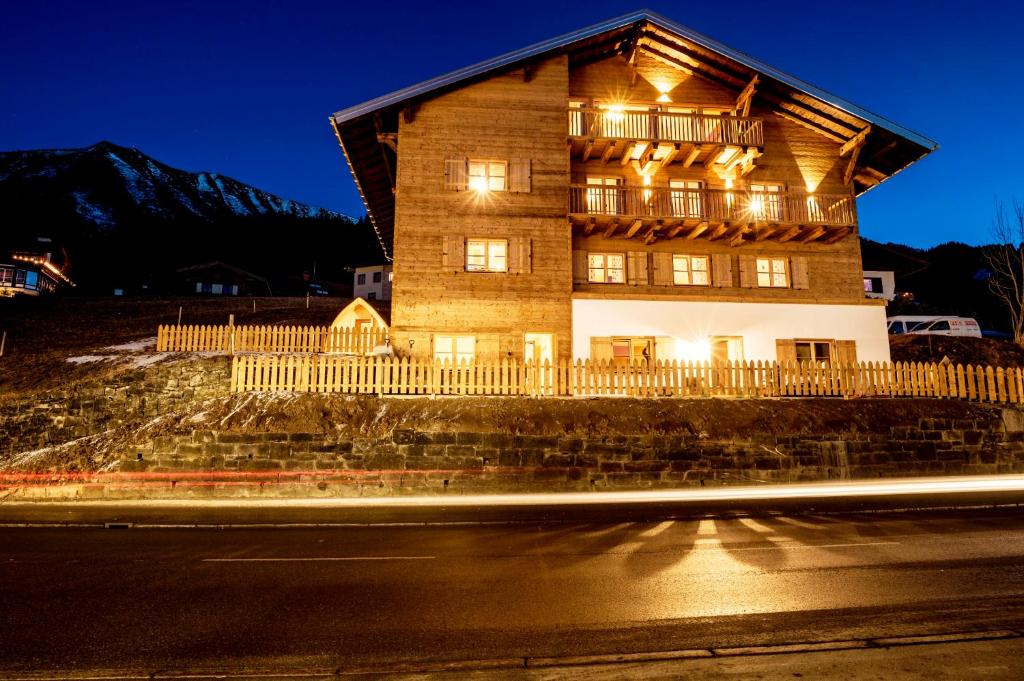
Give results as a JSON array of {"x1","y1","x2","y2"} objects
[{"x1": 571, "y1": 299, "x2": 891, "y2": 363}]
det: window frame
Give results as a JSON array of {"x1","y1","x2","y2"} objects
[
  {"x1": 672, "y1": 254, "x2": 710, "y2": 286},
  {"x1": 794, "y1": 339, "x2": 833, "y2": 365},
  {"x1": 755, "y1": 256, "x2": 790, "y2": 288},
  {"x1": 468, "y1": 159, "x2": 508, "y2": 192},
  {"x1": 433, "y1": 334, "x2": 476, "y2": 365},
  {"x1": 465, "y1": 238, "x2": 508, "y2": 273},
  {"x1": 587, "y1": 252, "x2": 626, "y2": 284}
]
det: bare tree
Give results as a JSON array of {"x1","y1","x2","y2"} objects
[{"x1": 985, "y1": 201, "x2": 1024, "y2": 345}]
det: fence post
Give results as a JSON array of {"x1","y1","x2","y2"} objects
[{"x1": 228, "y1": 314, "x2": 235, "y2": 356}]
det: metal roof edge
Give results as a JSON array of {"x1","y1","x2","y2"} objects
[{"x1": 330, "y1": 9, "x2": 937, "y2": 152}]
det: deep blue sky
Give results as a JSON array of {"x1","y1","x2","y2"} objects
[{"x1": 2, "y1": 1, "x2": 1020, "y2": 247}]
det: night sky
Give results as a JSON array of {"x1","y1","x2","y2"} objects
[{"x1": 3, "y1": 0, "x2": 1020, "y2": 247}]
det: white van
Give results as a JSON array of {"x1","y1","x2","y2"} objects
[{"x1": 887, "y1": 316, "x2": 982, "y2": 338}]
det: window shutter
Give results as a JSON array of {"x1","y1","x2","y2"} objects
[
  {"x1": 522, "y1": 237, "x2": 532, "y2": 273},
  {"x1": 509, "y1": 158, "x2": 531, "y2": 193},
  {"x1": 444, "y1": 157, "x2": 467, "y2": 191},
  {"x1": 443, "y1": 234, "x2": 465, "y2": 273},
  {"x1": 508, "y1": 237, "x2": 523, "y2": 273},
  {"x1": 712, "y1": 254, "x2": 733, "y2": 288},
  {"x1": 590, "y1": 337, "x2": 613, "y2": 362},
  {"x1": 834, "y1": 340, "x2": 857, "y2": 367},
  {"x1": 775, "y1": 339, "x2": 797, "y2": 365},
  {"x1": 627, "y1": 251, "x2": 648, "y2": 286},
  {"x1": 652, "y1": 252, "x2": 673, "y2": 286},
  {"x1": 573, "y1": 250, "x2": 588, "y2": 284},
  {"x1": 791, "y1": 257, "x2": 809, "y2": 289},
  {"x1": 738, "y1": 255, "x2": 756, "y2": 288}
]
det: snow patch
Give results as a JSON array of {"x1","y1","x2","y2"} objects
[
  {"x1": 72, "y1": 191, "x2": 116, "y2": 227},
  {"x1": 107, "y1": 151, "x2": 158, "y2": 208},
  {"x1": 105, "y1": 337, "x2": 156, "y2": 352},
  {"x1": 67, "y1": 355, "x2": 111, "y2": 364},
  {"x1": 213, "y1": 176, "x2": 250, "y2": 215}
]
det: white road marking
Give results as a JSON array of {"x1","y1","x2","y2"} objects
[
  {"x1": 202, "y1": 556, "x2": 436, "y2": 562},
  {"x1": 639, "y1": 520, "x2": 674, "y2": 538}
]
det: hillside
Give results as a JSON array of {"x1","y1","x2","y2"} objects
[{"x1": 0, "y1": 142, "x2": 383, "y2": 292}]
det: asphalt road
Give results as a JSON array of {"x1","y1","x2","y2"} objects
[{"x1": 2, "y1": 508, "x2": 1024, "y2": 676}]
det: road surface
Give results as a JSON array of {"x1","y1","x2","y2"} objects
[{"x1": 1, "y1": 508, "x2": 1024, "y2": 677}]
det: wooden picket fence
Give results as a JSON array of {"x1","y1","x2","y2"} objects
[
  {"x1": 155, "y1": 324, "x2": 387, "y2": 355},
  {"x1": 229, "y1": 355, "x2": 1024, "y2": 404}
]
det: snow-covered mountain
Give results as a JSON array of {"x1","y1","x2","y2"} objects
[
  {"x1": 0, "y1": 141, "x2": 383, "y2": 292},
  {"x1": 0, "y1": 141, "x2": 340, "y2": 228}
]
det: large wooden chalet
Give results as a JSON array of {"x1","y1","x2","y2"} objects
[{"x1": 330, "y1": 10, "x2": 936, "y2": 366}]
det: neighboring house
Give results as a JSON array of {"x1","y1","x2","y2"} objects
[
  {"x1": 329, "y1": 10, "x2": 936, "y2": 365},
  {"x1": 353, "y1": 264, "x2": 393, "y2": 301},
  {"x1": 0, "y1": 241, "x2": 74, "y2": 297},
  {"x1": 175, "y1": 261, "x2": 272, "y2": 296},
  {"x1": 863, "y1": 270, "x2": 896, "y2": 301}
]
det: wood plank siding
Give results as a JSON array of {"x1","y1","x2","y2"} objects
[{"x1": 390, "y1": 55, "x2": 573, "y2": 361}]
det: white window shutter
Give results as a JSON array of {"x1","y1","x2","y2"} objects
[
  {"x1": 509, "y1": 158, "x2": 531, "y2": 193},
  {"x1": 444, "y1": 157, "x2": 467, "y2": 191},
  {"x1": 791, "y1": 257, "x2": 809, "y2": 289}
]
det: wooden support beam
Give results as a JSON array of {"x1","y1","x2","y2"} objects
[
  {"x1": 823, "y1": 226, "x2": 853, "y2": 244},
  {"x1": 637, "y1": 143, "x2": 656, "y2": 169},
  {"x1": 843, "y1": 146, "x2": 863, "y2": 186},
  {"x1": 754, "y1": 225, "x2": 779, "y2": 242},
  {"x1": 643, "y1": 224, "x2": 660, "y2": 245},
  {"x1": 734, "y1": 75, "x2": 760, "y2": 117},
  {"x1": 375, "y1": 132, "x2": 398, "y2": 153},
  {"x1": 686, "y1": 221, "x2": 709, "y2": 240},
  {"x1": 619, "y1": 141, "x2": 637, "y2": 166},
  {"x1": 583, "y1": 217, "x2": 596, "y2": 236},
  {"x1": 772, "y1": 110, "x2": 847, "y2": 144},
  {"x1": 840, "y1": 126, "x2": 872, "y2": 157},
  {"x1": 682, "y1": 144, "x2": 702, "y2": 168},
  {"x1": 600, "y1": 141, "x2": 617, "y2": 164},
  {"x1": 659, "y1": 143, "x2": 681, "y2": 170},
  {"x1": 603, "y1": 219, "x2": 620, "y2": 238},
  {"x1": 402, "y1": 103, "x2": 418, "y2": 124},
  {"x1": 702, "y1": 145, "x2": 723, "y2": 168},
  {"x1": 776, "y1": 225, "x2": 802, "y2": 243},
  {"x1": 728, "y1": 225, "x2": 751, "y2": 247},
  {"x1": 799, "y1": 225, "x2": 827, "y2": 244},
  {"x1": 666, "y1": 223, "x2": 686, "y2": 239},
  {"x1": 706, "y1": 223, "x2": 729, "y2": 241},
  {"x1": 625, "y1": 219, "x2": 644, "y2": 239},
  {"x1": 523, "y1": 64, "x2": 534, "y2": 82},
  {"x1": 581, "y1": 139, "x2": 594, "y2": 162}
]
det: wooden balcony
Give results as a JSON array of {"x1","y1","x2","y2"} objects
[
  {"x1": 568, "y1": 107, "x2": 764, "y2": 171},
  {"x1": 569, "y1": 185, "x2": 856, "y2": 246}
]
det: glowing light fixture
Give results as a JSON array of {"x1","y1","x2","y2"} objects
[
  {"x1": 674, "y1": 337, "x2": 712, "y2": 363},
  {"x1": 468, "y1": 176, "x2": 488, "y2": 192}
]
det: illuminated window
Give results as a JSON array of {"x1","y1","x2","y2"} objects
[
  {"x1": 587, "y1": 253, "x2": 625, "y2": 283},
  {"x1": 670, "y1": 179, "x2": 703, "y2": 218},
  {"x1": 756, "y1": 257, "x2": 789, "y2": 288},
  {"x1": 672, "y1": 255, "x2": 709, "y2": 286},
  {"x1": 586, "y1": 176, "x2": 621, "y2": 214},
  {"x1": 434, "y1": 335, "x2": 476, "y2": 364},
  {"x1": 466, "y1": 239, "x2": 507, "y2": 272},
  {"x1": 0, "y1": 268, "x2": 12, "y2": 285},
  {"x1": 749, "y1": 183, "x2": 783, "y2": 221},
  {"x1": 468, "y1": 160, "x2": 506, "y2": 192}
]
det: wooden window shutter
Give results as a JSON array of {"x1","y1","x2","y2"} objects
[
  {"x1": 442, "y1": 234, "x2": 465, "y2": 272},
  {"x1": 652, "y1": 252, "x2": 673, "y2": 286},
  {"x1": 834, "y1": 340, "x2": 857, "y2": 366},
  {"x1": 627, "y1": 252, "x2": 648, "y2": 286},
  {"x1": 590, "y1": 337, "x2": 613, "y2": 362},
  {"x1": 791, "y1": 257, "x2": 809, "y2": 289},
  {"x1": 572, "y1": 250, "x2": 588, "y2": 284},
  {"x1": 508, "y1": 237, "x2": 531, "y2": 273},
  {"x1": 509, "y1": 158, "x2": 531, "y2": 193},
  {"x1": 444, "y1": 157, "x2": 467, "y2": 191},
  {"x1": 738, "y1": 255, "x2": 757, "y2": 288},
  {"x1": 712, "y1": 254, "x2": 733, "y2": 288},
  {"x1": 775, "y1": 339, "x2": 797, "y2": 365}
]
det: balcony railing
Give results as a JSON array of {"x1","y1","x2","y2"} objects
[
  {"x1": 569, "y1": 185, "x2": 857, "y2": 227},
  {"x1": 569, "y1": 107, "x2": 764, "y2": 148}
]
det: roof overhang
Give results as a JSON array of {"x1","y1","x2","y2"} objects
[{"x1": 330, "y1": 10, "x2": 938, "y2": 258}]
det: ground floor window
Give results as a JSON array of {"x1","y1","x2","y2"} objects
[
  {"x1": 795, "y1": 340, "x2": 832, "y2": 365},
  {"x1": 434, "y1": 335, "x2": 476, "y2": 364},
  {"x1": 588, "y1": 253, "x2": 625, "y2": 283}
]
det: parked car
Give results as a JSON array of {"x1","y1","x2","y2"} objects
[{"x1": 887, "y1": 316, "x2": 982, "y2": 338}]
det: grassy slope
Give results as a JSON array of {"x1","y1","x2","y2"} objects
[{"x1": 0, "y1": 296, "x2": 345, "y2": 394}]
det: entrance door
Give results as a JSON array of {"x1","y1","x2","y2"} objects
[{"x1": 524, "y1": 333, "x2": 553, "y2": 365}]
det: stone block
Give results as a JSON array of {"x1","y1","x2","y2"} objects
[
  {"x1": 398, "y1": 444, "x2": 426, "y2": 457},
  {"x1": 542, "y1": 453, "x2": 573, "y2": 468},
  {"x1": 445, "y1": 444, "x2": 476, "y2": 458},
  {"x1": 392, "y1": 429, "x2": 416, "y2": 445}
]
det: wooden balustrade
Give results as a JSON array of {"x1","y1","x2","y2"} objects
[
  {"x1": 568, "y1": 107, "x2": 764, "y2": 147},
  {"x1": 155, "y1": 324, "x2": 388, "y2": 355},
  {"x1": 230, "y1": 356, "x2": 1024, "y2": 405},
  {"x1": 569, "y1": 186, "x2": 857, "y2": 227}
]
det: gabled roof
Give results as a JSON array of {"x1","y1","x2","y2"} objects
[{"x1": 330, "y1": 10, "x2": 938, "y2": 258}]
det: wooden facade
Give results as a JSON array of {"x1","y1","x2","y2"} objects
[{"x1": 331, "y1": 12, "x2": 935, "y2": 364}]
